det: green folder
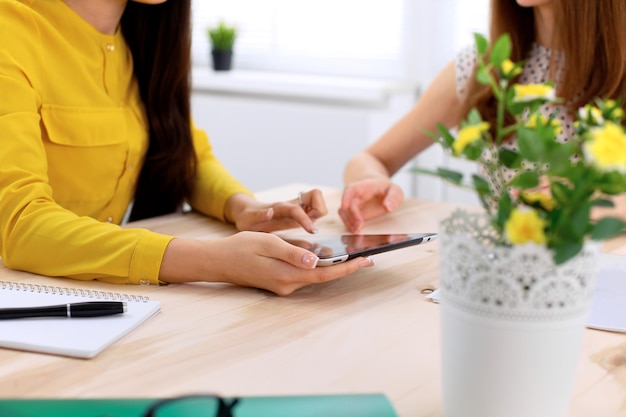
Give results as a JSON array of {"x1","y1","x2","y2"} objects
[{"x1": 0, "y1": 393, "x2": 398, "y2": 417}]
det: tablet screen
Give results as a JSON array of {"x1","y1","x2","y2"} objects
[{"x1": 282, "y1": 233, "x2": 437, "y2": 265}]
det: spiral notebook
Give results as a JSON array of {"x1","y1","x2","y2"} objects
[{"x1": 0, "y1": 281, "x2": 160, "y2": 359}]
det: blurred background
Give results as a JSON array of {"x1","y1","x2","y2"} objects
[{"x1": 189, "y1": 0, "x2": 489, "y2": 205}]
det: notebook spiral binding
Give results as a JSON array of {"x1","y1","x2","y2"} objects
[{"x1": 0, "y1": 281, "x2": 150, "y2": 303}]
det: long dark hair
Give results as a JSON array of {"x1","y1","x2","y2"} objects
[
  {"x1": 121, "y1": 0, "x2": 197, "y2": 221},
  {"x1": 460, "y1": 0, "x2": 626, "y2": 132}
]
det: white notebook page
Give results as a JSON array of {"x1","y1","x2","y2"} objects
[
  {"x1": 0, "y1": 281, "x2": 160, "y2": 358},
  {"x1": 586, "y1": 253, "x2": 626, "y2": 332}
]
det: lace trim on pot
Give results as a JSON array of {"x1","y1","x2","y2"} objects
[{"x1": 439, "y1": 209, "x2": 600, "y2": 321}]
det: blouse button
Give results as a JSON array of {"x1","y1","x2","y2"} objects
[
  {"x1": 106, "y1": 216, "x2": 114, "y2": 223},
  {"x1": 106, "y1": 44, "x2": 115, "y2": 52}
]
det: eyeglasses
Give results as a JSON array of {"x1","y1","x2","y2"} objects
[{"x1": 142, "y1": 395, "x2": 240, "y2": 417}]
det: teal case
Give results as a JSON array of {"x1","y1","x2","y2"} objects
[{"x1": 0, "y1": 394, "x2": 398, "y2": 417}]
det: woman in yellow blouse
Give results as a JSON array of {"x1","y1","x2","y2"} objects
[{"x1": 0, "y1": 0, "x2": 374, "y2": 296}]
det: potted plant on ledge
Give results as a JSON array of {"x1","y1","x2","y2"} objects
[{"x1": 207, "y1": 21, "x2": 237, "y2": 71}]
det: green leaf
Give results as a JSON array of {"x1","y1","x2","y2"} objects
[
  {"x1": 516, "y1": 127, "x2": 545, "y2": 162},
  {"x1": 472, "y1": 174, "x2": 491, "y2": 195},
  {"x1": 545, "y1": 145, "x2": 575, "y2": 175},
  {"x1": 569, "y1": 204, "x2": 591, "y2": 238},
  {"x1": 591, "y1": 217, "x2": 626, "y2": 240},
  {"x1": 476, "y1": 67, "x2": 492, "y2": 85},
  {"x1": 489, "y1": 34, "x2": 511, "y2": 66},
  {"x1": 551, "y1": 182, "x2": 571, "y2": 204},
  {"x1": 495, "y1": 192, "x2": 513, "y2": 229},
  {"x1": 509, "y1": 171, "x2": 539, "y2": 189},
  {"x1": 466, "y1": 108, "x2": 484, "y2": 125},
  {"x1": 436, "y1": 124, "x2": 456, "y2": 148},
  {"x1": 591, "y1": 198, "x2": 615, "y2": 208},
  {"x1": 507, "y1": 101, "x2": 531, "y2": 115},
  {"x1": 435, "y1": 168, "x2": 464, "y2": 184},
  {"x1": 553, "y1": 241, "x2": 583, "y2": 265},
  {"x1": 463, "y1": 141, "x2": 484, "y2": 160},
  {"x1": 498, "y1": 148, "x2": 521, "y2": 169},
  {"x1": 207, "y1": 21, "x2": 237, "y2": 50},
  {"x1": 596, "y1": 171, "x2": 626, "y2": 195},
  {"x1": 474, "y1": 33, "x2": 488, "y2": 55},
  {"x1": 423, "y1": 128, "x2": 439, "y2": 142}
]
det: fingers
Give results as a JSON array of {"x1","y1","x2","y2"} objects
[
  {"x1": 339, "y1": 179, "x2": 404, "y2": 233},
  {"x1": 199, "y1": 233, "x2": 377, "y2": 296},
  {"x1": 296, "y1": 189, "x2": 328, "y2": 219},
  {"x1": 342, "y1": 202, "x2": 365, "y2": 233},
  {"x1": 338, "y1": 183, "x2": 361, "y2": 214},
  {"x1": 234, "y1": 207, "x2": 273, "y2": 231},
  {"x1": 257, "y1": 189, "x2": 328, "y2": 233},
  {"x1": 305, "y1": 257, "x2": 375, "y2": 284},
  {"x1": 338, "y1": 186, "x2": 366, "y2": 233},
  {"x1": 235, "y1": 194, "x2": 326, "y2": 234},
  {"x1": 267, "y1": 202, "x2": 319, "y2": 233},
  {"x1": 382, "y1": 184, "x2": 404, "y2": 213},
  {"x1": 239, "y1": 189, "x2": 328, "y2": 234},
  {"x1": 268, "y1": 255, "x2": 375, "y2": 296},
  {"x1": 288, "y1": 189, "x2": 327, "y2": 231}
]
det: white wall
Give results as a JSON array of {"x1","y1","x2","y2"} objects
[
  {"x1": 191, "y1": 69, "x2": 419, "y2": 196},
  {"x1": 190, "y1": 69, "x2": 481, "y2": 207},
  {"x1": 189, "y1": 0, "x2": 488, "y2": 207}
]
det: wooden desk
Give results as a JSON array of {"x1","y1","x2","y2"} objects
[{"x1": 1, "y1": 184, "x2": 625, "y2": 417}]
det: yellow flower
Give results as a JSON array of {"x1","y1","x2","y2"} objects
[
  {"x1": 525, "y1": 113, "x2": 562, "y2": 135},
  {"x1": 512, "y1": 83, "x2": 555, "y2": 102},
  {"x1": 500, "y1": 59, "x2": 522, "y2": 77},
  {"x1": 605, "y1": 100, "x2": 625, "y2": 119},
  {"x1": 505, "y1": 208, "x2": 547, "y2": 245},
  {"x1": 520, "y1": 191, "x2": 555, "y2": 211},
  {"x1": 578, "y1": 104, "x2": 604, "y2": 124},
  {"x1": 452, "y1": 122, "x2": 490, "y2": 155},
  {"x1": 584, "y1": 122, "x2": 626, "y2": 172}
]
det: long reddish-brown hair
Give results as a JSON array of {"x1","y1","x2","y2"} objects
[
  {"x1": 121, "y1": 0, "x2": 196, "y2": 221},
  {"x1": 460, "y1": 0, "x2": 626, "y2": 129}
]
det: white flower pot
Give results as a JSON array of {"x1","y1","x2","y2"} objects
[{"x1": 439, "y1": 209, "x2": 600, "y2": 417}]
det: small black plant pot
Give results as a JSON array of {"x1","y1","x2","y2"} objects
[{"x1": 211, "y1": 50, "x2": 233, "y2": 71}]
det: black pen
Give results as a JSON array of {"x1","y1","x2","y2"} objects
[{"x1": 0, "y1": 302, "x2": 127, "y2": 320}]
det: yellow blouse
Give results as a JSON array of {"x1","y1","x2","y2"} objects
[{"x1": 0, "y1": 0, "x2": 252, "y2": 284}]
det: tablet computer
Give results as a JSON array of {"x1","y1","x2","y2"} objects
[{"x1": 282, "y1": 233, "x2": 438, "y2": 266}]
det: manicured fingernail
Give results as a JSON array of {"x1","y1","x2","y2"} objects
[
  {"x1": 266, "y1": 208, "x2": 274, "y2": 219},
  {"x1": 309, "y1": 227, "x2": 319, "y2": 234},
  {"x1": 359, "y1": 257, "x2": 375, "y2": 267},
  {"x1": 302, "y1": 253, "x2": 319, "y2": 268}
]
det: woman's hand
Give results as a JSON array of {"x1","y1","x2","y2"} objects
[
  {"x1": 160, "y1": 232, "x2": 375, "y2": 296},
  {"x1": 225, "y1": 189, "x2": 327, "y2": 234},
  {"x1": 339, "y1": 178, "x2": 404, "y2": 233}
]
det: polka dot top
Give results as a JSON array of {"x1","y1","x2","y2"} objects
[{"x1": 455, "y1": 42, "x2": 573, "y2": 185}]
